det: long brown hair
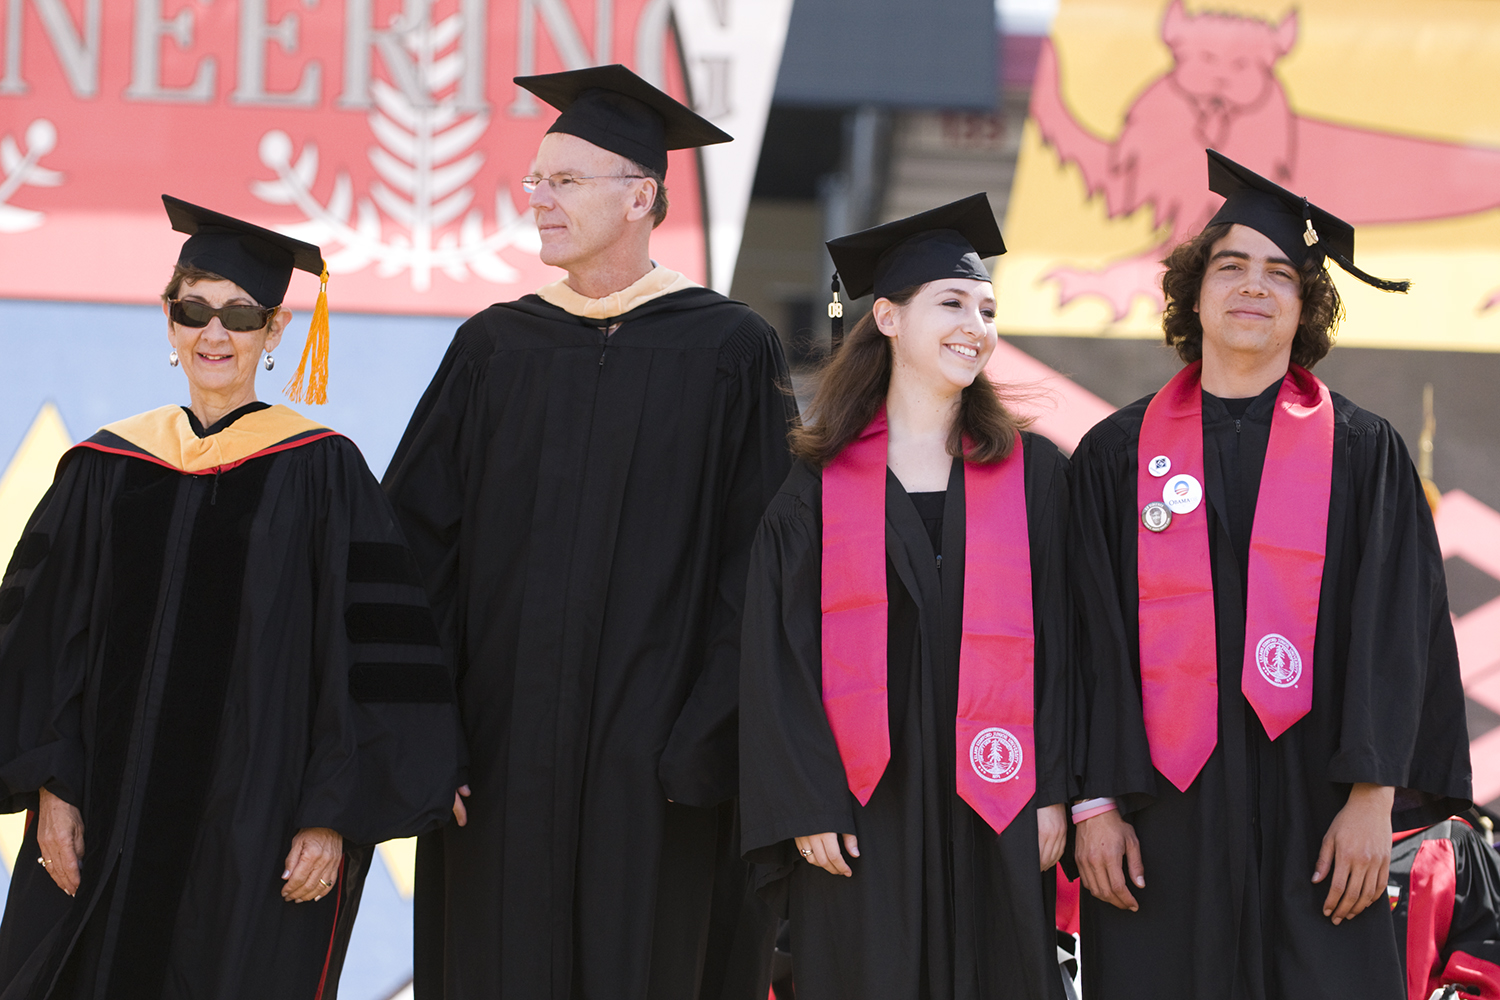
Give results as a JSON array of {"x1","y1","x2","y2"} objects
[{"x1": 790, "y1": 284, "x2": 1029, "y2": 467}]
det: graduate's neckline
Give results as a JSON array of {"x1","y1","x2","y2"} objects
[{"x1": 182, "y1": 400, "x2": 273, "y2": 439}]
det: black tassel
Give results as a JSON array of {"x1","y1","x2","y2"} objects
[
  {"x1": 1331, "y1": 253, "x2": 1412, "y2": 293},
  {"x1": 828, "y1": 274, "x2": 845, "y2": 350}
]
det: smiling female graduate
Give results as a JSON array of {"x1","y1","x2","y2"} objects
[
  {"x1": 1067, "y1": 151, "x2": 1471, "y2": 999},
  {"x1": 0, "y1": 197, "x2": 463, "y2": 1000},
  {"x1": 738, "y1": 195, "x2": 1073, "y2": 1000}
]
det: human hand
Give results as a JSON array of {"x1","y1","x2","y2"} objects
[
  {"x1": 793, "y1": 832, "x2": 860, "y2": 877},
  {"x1": 1038, "y1": 803, "x2": 1067, "y2": 872},
  {"x1": 1312, "y1": 783, "x2": 1393, "y2": 925},
  {"x1": 37, "y1": 787, "x2": 85, "y2": 896},
  {"x1": 282, "y1": 827, "x2": 343, "y2": 903},
  {"x1": 452, "y1": 785, "x2": 471, "y2": 826},
  {"x1": 1075, "y1": 810, "x2": 1144, "y2": 911}
]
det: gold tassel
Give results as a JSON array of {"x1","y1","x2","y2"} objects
[{"x1": 283, "y1": 266, "x2": 331, "y2": 405}]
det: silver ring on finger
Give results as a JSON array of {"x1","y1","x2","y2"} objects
[{"x1": 799, "y1": 848, "x2": 813, "y2": 858}]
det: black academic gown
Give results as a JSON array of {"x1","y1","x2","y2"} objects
[
  {"x1": 740, "y1": 433, "x2": 1072, "y2": 1000},
  {"x1": 0, "y1": 403, "x2": 463, "y2": 1000},
  {"x1": 382, "y1": 287, "x2": 797, "y2": 1000},
  {"x1": 1069, "y1": 382, "x2": 1471, "y2": 1000},
  {"x1": 1391, "y1": 816, "x2": 1500, "y2": 999}
]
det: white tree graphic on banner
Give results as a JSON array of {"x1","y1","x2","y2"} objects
[
  {"x1": 251, "y1": 3, "x2": 538, "y2": 290},
  {"x1": 0, "y1": 119, "x2": 62, "y2": 233}
]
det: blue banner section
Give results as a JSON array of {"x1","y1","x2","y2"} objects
[{"x1": 341, "y1": 851, "x2": 418, "y2": 1000}]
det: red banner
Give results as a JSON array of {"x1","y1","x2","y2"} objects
[{"x1": 0, "y1": 0, "x2": 705, "y2": 315}]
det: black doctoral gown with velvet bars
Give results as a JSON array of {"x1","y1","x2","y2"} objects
[
  {"x1": 739, "y1": 433, "x2": 1073, "y2": 1000},
  {"x1": 0, "y1": 403, "x2": 463, "y2": 1000},
  {"x1": 382, "y1": 286, "x2": 796, "y2": 1000},
  {"x1": 1068, "y1": 383, "x2": 1470, "y2": 1000}
]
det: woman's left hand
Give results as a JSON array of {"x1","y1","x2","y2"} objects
[
  {"x1": 282, "y1": 827, "x2": 343, "y2": 903},
  {"x1": 1038, "y1": 803, "x2": 1067, "y2": 872}
]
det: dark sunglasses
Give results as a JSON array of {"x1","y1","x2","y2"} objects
[{"x1": 169, "y1": 298, "x2": 276, "y2": 333}]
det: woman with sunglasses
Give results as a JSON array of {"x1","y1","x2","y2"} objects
[
  {"x1": 739, "y1": 195, "x2": 1073, "y2": 999},
  {"x1": 0, "y1": 196, "x2": 463, "y2": 999}
]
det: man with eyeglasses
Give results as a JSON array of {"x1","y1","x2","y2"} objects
[{"x1": 384, "y1": 65, "x2": 796, "y2": 1000}]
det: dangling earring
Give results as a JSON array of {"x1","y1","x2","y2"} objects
[
  {"x1": 169, "y1": 349, "x2": 179, "y2": 367},
  {"x1": 263, "y1": 353, "x2": 275, "y2": 371}
]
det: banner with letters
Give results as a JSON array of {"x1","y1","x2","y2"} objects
[
  {"x1": 0, "y1": 0, "x2": 790, "y2": 313},
  {"x1": 999, "y1": 0, "x2": 1500, "y2": 351}
]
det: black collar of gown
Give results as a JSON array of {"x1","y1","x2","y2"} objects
[
  {"x1": 181, "y1": 400, "x2": 273, "y2": 439},
  {"x1": 1202, "y1": 376, "x2": 1283, "y2": 424}
]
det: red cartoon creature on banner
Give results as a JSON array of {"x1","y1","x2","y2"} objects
[{"x1": 1030, "y1": 0, "x2": 1500, "y2": 320}]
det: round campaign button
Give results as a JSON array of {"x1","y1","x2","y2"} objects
[
  {"x1": 1141, "y1": 501, "x2": 1172, "y2": 532},
  {"x1": 1147, "y1": 454, "x2": 1172, "y2": 478},
  {"x1": 1162, "y1": 473, "x2": 1203, "y2": 515}
]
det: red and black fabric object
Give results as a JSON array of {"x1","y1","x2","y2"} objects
[{"x1": 1391, "y1": 817, "x2": 1500, "y2": 1000}]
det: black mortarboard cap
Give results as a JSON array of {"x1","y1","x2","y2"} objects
[
  {"x1": 514, "y1": 64, "x2": 732, "y2": 176},
  {"x1": 1205, "y1": 149, "x2": 1409, "y2": 292},
  {"x1": 163, "y1": 194, "x2": 324, "y2": 308},
  {"x1": 826, "y1": 193, "x2": 1006, "y2": 302}
]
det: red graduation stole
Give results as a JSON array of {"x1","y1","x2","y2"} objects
[
  {"x1": 1137, "y1": 361, "x2": 1333, "y2": 792},
  {"x1": 821, "y1": 410, "x2": 1035, "y2": 835}
]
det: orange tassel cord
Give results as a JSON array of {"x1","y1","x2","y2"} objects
[{"x1": 284, "y1": 265, "x2": 331, "y2": 405}]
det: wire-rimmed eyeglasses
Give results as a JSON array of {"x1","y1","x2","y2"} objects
[{"x1": 521, "y1": 173, "x2": 649, "y2": 194}]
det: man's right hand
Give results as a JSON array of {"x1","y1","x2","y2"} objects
[
  {"x1": 1075, "y1": 809, "x2": 1145, "y2": 912},
  {"x1": 794, "y1": 832, "x2": 860, "y2": 877},
  {"x1": 37, "y1": 787, "x2": 85, "y2": 897}
]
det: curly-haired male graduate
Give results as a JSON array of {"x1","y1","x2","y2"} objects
[{"x1": 1067, "y1": 150, "x2": 1471, "y2": 999}]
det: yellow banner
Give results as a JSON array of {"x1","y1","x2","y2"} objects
[{"x1": 998, "y1": 0, "x2": 1500, "y2": 351}]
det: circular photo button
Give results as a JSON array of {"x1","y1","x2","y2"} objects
[{"x1": 1141, "y1": 501, "x2": 1173, "y2": 533}]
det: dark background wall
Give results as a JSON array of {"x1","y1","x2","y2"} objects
[{"x1": 774, "y1": 0, "x2": 998, "y2": 110}]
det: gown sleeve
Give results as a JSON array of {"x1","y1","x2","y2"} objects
[
  {"x1": 1327, "y1": 413, "x2": 1470, "y2": 811},
  {"x1": 380, "y1": 320, "x2": 490, "y2": 672},
  {"x1": 0, "y1": 451, "x2": 110, "y2": 812},
  {"x1": 1027, "y1": 434, "x2": 1076, "y2": 809},
  {"x1": 1066, "y1": 420, "x2": 1160, "y2": 806},
  {"x1": 738, "y1": 473, "x2": 857, "y2": 868},
  {"x1": 294, "y1": 440, "x2": 465, "y2": 844},
  {"x1": 658, "y1": 315, "x2": 798, "y2": 807}
]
